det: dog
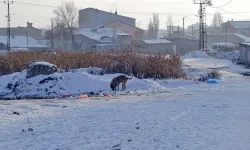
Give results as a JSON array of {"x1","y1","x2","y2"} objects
[{"x1": 110, "y1": 75, "x2": 133, "y2": 91}]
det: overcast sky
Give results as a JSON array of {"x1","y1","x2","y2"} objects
[{"x1": 0, "y1": 0, "x2": 249, "y2": 30}]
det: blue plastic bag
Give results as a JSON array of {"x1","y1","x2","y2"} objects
[{"x1": 207, "y1": 78, "x2": 220, "y2": 84}]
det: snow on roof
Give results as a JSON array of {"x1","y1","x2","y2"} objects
[
  {"x1": 0, "y1": 36, "x2": 49, "y2": 48},
  {"x1": 143, "y1": 39, "x2": 173, "y2": 44},
  {"x1": 210, "y1": 42, "x2": 236, "y2": 47},
  {"x1": 74, "y1": 28, "x2": 130, "y2": 42},
  {"x1": 208, "y1": 33, "x2": 250, "y2": 41},
  {"x1": 240, "y1": 43, "x2": 250, "y2": 46},
  {"x1": 229, "y1": 21, "x2": 250, "y2": 29}
]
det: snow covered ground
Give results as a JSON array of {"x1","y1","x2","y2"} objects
[
  {"x1": 1, "y1": 55, "x2": 250, "y2": 150},
  {"x1": 0, "y1": 67, "x2": 198, "y2": 100}
]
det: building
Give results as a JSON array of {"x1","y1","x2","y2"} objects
[
  {"x1": 79, "y1": 8, "x2": 135, "y2": 28},
  {"x1": 207, "y1": 33, "x2": 250, "y2": 46},
  {"x1": 222, "y1": 21, "x2": 250, "y2": 37},
  {"x1": 166, "y1": 38, "x2": 199, "y2": 55},
  {"x1": 139, "y1": 39, "x2": 176, "y2": 55},
  {"x1": 98, "y1": 20, "x2": 145, "y2": 40},
  {"x1": 166, "y1": 26, "x2": 184, "y2": 38},
  {"x1": 0, "y1": 22, "x2": 43, "y2": 40},
  {"x1": 239, "y1": 43, "x2": 250, "y2": 65},
  {"x1": 74, "y1": 28, "x2": 132, "y2": 50},
  {"x1": 0, "y1": 35, "x2": 49, "y2": 50}
]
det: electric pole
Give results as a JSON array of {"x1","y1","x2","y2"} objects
[
  {"x1": 193, "y1": 0, "x2": 212, "y2": 50},
  {"x1": 183, "y1": 16, "x2": 187, "y2": 38},
  {"x1": 226, "y1": 20, "x2": 229, "y2": 47},
  {"x1": 51, "y1": 19, "x2": 54, "y2": 50},
  {"x1": 4, "y1": 1, "x2": 13, "y2": 51},
  {"x1": 192, "y1": 25, "x2": 194, "y2": 39}
]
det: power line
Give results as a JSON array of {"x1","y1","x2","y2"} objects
[
  {"x1": 14, "y1": 1, "x2": 56, "y2": 8},
  {"x1": 211, "y1": 0, "x2": 234, "y2": 8},
  {"x1": 8, "y1": 1, "x2": 250, "y2": 17}
]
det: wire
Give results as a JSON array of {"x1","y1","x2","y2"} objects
[
  {"x1": 15, "y1": 1, "x2": 57, "y2": 8},
  {"x1": 211, "y1": 0, "x2": 234, "y2": 8}
]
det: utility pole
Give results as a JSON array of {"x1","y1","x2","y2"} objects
[
  {"x1": 4, "y1": 1, "x2": 13, "y2": 51},
  {"x1": 26, "y1": 31, "x2": 29, "y2": 48},
  {"x1": 192, "y1": 25, "x2": 194, "y2": 39},
  {"x1": 177, "y1": 25, "x2": 180, "y2": 38},
  {"x1": 183, "y1": 16, "x2": 187, "y2": 38},
  {"x1": 193, "y1": 0, "x2": 212, "y2": 50},
  {"x1": 51, "y1": 19, "x2": 54, "y2": 50},
  {"x1": 226, "y1": 20, "x2": 229, "y2": 47}
]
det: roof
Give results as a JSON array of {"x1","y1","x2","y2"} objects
[
  {"x1": 143, "y1": 39, "x2": 173, "y2": 44},
  {"x1": 0, "y1": 36, "x2": 48, "y2": 48},
  {"x1": 79, "y1": 8, "x2": 135, "y2": 20},
  {"x1": 99, "y1": 20, "x2": 145, "y2": 31},
  {"x1": 208, "y1": 33, "x2": 250, "y2": 41},
  {"x1": 74, "y1": 28, "x2": 131, "y2": 42},
  {"x1": 229, "y1": 21, "x2": 250, "y2": 29}
]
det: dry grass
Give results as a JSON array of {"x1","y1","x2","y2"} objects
[{"x1": 0, "y1": 51, "x2": 184, "y2": 79}]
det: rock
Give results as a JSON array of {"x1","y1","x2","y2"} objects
[
  {"x1": 13, "y1": 111, "x2": 20, "y2": 115},
  {"x1": 28, "y1": 128, "x2": 33, "y2": 132},
  {"x1": 26, "y1": 61, "x2": 58, "y2": 78}
]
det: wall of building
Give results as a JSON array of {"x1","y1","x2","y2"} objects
[
  {"x1": 103, "y1": 21, "x2": 144, "y2": 40},
  {"x1": 116, "y1": 35, "x2": 132, "y2": 46},
  {"x1": 167, "y1": 38, "x2": 199, "y2": 55},
  {"x1": 79, "y1": 8, "x2": 136, "y2": 28},
  {"x1": 74, "y1": 35, "x2": 101, "y2": 50},
  {"x1": 0, "y1": 43, "x2": 7, "y2": 50},
  {"x1": 221, "y1": 23, "x2": 236, "y2": 34},
  {"x1": 207, "y1": 34, "x2": 246, "y2": 46},
  {"x1": 139, "y1": 42, "x2": 175, "y2": 55},
  {"x1": 239, "y1": 44, "x2": 250, "y2": 66},
  {"x1": 0, "y1": 24, "x2": 43, "y2": 40}
]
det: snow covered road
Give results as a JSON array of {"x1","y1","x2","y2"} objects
[{"x1": 0, "y1": 58, "x2": 250, "y2": 150}]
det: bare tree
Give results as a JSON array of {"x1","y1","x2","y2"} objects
[
  {"x1": 212, "y1": 11, "x2": 223, "y2": 28},
  {"x1": 146, "y1": 13, "x2": 160, "y2": 39},
  {"x1": 166, "y1": 14, "x2": 173, "y2": 38},
  {"x1": 153, "y1": 13, "x2": 160, "y2": 38},
  {"x1": 147, "y1": 19, "x2": 155, "y2": 39},
  {"x1": 53, "y1": 1, "x2": 78, "y2": 49}
]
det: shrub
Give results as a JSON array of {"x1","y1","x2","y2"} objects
[{"x1": 0, "y1": 51, "x2": 184, "y2": 79}]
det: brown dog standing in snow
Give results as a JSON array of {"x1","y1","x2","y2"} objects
[{"x1": 110, "y1": 75, "x2": 133, "y2": 91}]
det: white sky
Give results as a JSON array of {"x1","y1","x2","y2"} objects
[{"x1": 0, "y1": 0, "x2": 249, "y2": 30}]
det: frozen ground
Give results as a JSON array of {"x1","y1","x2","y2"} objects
[
  {"x1": 0, "y1": 57, "x2": 250, "y2": 150},
  {"x1": 0, "y1": 67, "x2": 197, "y2": 100}
]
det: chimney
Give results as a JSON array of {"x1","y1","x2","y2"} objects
[{"x1": 27, "y1": 22, "x2": 33, "y2": 28}]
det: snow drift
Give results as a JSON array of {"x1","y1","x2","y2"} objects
[
  {"x1": 183, "y1": 51, "x2": 211, "y2": 59},
  {"x1": 0, "y1": 67, "x2": 198, "y2": 100}
]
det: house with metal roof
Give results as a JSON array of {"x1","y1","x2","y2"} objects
[
  {"x1": 221, "y1": 21, "x2": 250, "y2": 37},
  {"x1": 139, "y1": 39, "x2": 176, "y2": 55},
  {"x1": 73, "y1": 28, "x2": 132, "y2": 50},
  {"x1": 0, "y1": 35, "x2": 49, "y2": 51},
  {"x1": 79, "y1": 8, "x2": 135, "y2": 28}
]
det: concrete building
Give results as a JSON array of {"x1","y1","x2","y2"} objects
[
  {"x1": 79, "y1": 8, "x2": 135, "y2": 28},
  {"x1": 0, "y1": 22, "x2": 43, "y2": 40},
  {"x1": 0, "y1": 35, "x2": 49, "y2": 50},
  {"x1": 222, "y1": 21, "x2": 250, "y2": 37},
  {"x1": 98, "y1": 20, "x2": 145, "y2": 40},
  {"x1": 207, "y1": 33, "x2": 250, "y2": 46},
  {"x1": 74, "y1": 28, "x2": 132, "y2": 50},
  {"x1": 139, "y1": 39, "x2": 176, "y2": 55},
  {"x1": 166, "y1": 38, "x2": 199, "y2": 55},
  {"x1": 239, "y1": 43, "x2": 250, "y2": 65}
]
